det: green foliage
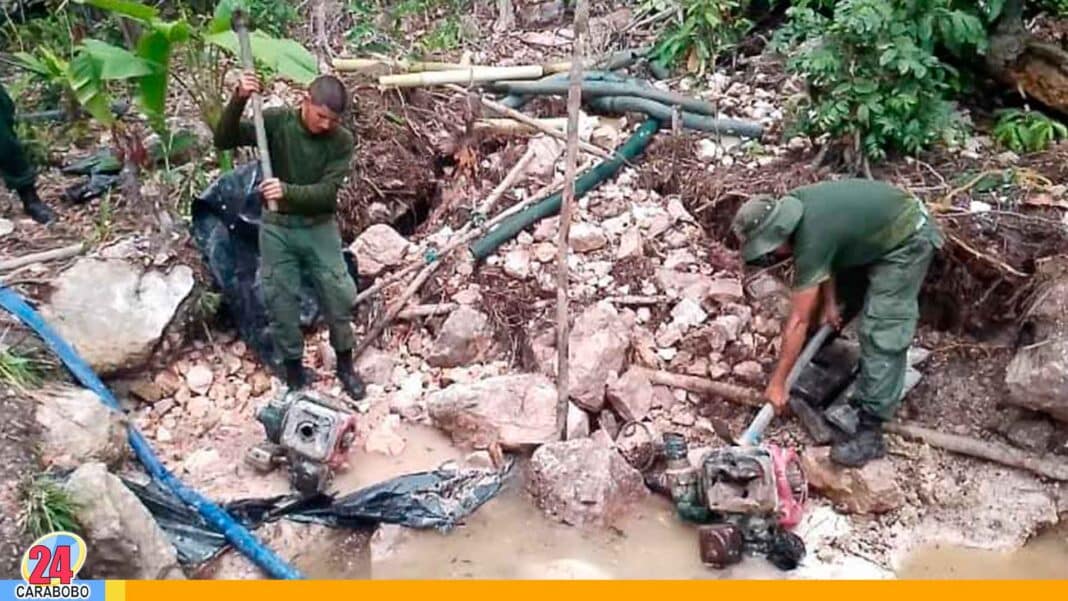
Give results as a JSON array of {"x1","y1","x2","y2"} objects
[
  {"x1": 1040, "y1": 0, "x2": 1068, "y2": 16},
  {"x1": 19, "y1": 475, "x2": 82, "y2": 539},
  {"x1": 0, "y1": 348, "x2": 43, "y2": 391},
  {"x1": 644, "y1": 0, "x2": 753, "y2": 74},
  {"x1": 344, "y1": 0, "x2": 470, "y2": 55},
  {"x1": 246, "y1": 0, "x2": 300, "y2": 37},
  {"x1": 993, "y1": 109, "x2": 1068, "y2": 154},
  {"x1": 419, "y1": 16, "x2": 463, "y2": 53},
  {"x1": 774, "y1": 0, "x2": 992, "y2": 163}
]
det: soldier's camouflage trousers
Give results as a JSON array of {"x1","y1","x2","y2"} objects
[
  {"x1": 260, "y1": 214, "x2": 356, "y2": 361},
  {"x1": 836, "y1": 219, "x2": 943, "y2": 420},
  {"x1": 0, "y1": 83, "x2": 36, "y2": 193}
]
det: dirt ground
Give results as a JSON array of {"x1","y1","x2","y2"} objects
[{"x1": 0, "y1": 389, "x2": 40, "y2": 577}]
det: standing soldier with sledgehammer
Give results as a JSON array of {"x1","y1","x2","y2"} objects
[{"x1": 212, "y1": 12, "x2": 366, "y2": 401}]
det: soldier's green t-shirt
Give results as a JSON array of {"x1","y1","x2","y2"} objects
[
  {"x1": 213, "y1": 98, "x2": 354, "y2": 217},
  {"x1": 789, "y1": 179, "x2": 922, "y2": 290}
]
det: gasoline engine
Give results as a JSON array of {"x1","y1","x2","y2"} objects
[
  {"x1": 622, "y1": 427, "x2": 807, "y2": 571},
  {"x1": 245, "y1": 389, "x2": 357, "y2": 495}
]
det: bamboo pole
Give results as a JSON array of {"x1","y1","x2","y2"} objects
[
  {"x1": 332, "y1": 57, "x2": 468, "y2": 73},
  {"x1": 380, "y1": 66, "x2": 545, "y2": 87},
  {"x1": 473, "y1": 118, "x2": 569, "y2": 135}
]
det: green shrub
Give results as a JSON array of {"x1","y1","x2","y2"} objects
[
  {"x1": 19, "y1": 475, "x2": 82, "y2": 539},
  {"x1": 993, "y1": 109, "x2": 1068, "y2": 153},
  {"x1": 774, "y1": 0, "x2": 992, "y2": 163},
  {"x1": 645, "y1": 0, "x2": 754, "y2": 73}
]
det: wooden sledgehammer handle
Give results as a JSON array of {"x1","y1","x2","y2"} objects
[{"x1": 232, "y1": 10, "x2": 277, "y2": 212}]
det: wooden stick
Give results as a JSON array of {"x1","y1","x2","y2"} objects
[
  {"x1": 555, "y1": 0, "x2": 588, "y2": 441},
  {"x1": 605, "y1": 295, "x2": 670, "y2": 306},
  {"x1": 477, "y1": 145, "x2": 539, "y2": 216},
  {"x1": 444, "y1": 84, "x2": 615, "y2": 161},
  {"x1": 354, "y1": 264, "x2": 439, "y2": 361},
  {"x1": 634, "y1": 368, "x2": 766, "y2": 407},
  {"x1": 396, "y1": 303, "x2": 458, "y2": 320},
  {"x1": 885, "y1": 421, "x2": 1068, "y2": 481},
  {"x1": 0, "y1": 243, "x2": 86, "y2": 272},
  {"x1": 332, "y1": 58, "x2": 468, "y2": 73},
  {"x1": 947, "y1": 232, "x2": 1028, "y2": 278}
]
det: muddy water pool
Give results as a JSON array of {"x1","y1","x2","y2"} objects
[{"x1": 304, "y1": 425, "x2": 1067, "y2": 580}]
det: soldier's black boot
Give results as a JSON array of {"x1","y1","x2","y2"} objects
[
  {"x1": 19, "y1": 187, "x2": 55, "y2": 224},
  {"x1": 335, "y1": 349, "x2": 366, "y2": 401},
  {"x1": 284, "y1": 359, "x2": 308, "y2": 390},
  {"x1": 830, "y1": 408, "x2": 886, "y2": 468}
]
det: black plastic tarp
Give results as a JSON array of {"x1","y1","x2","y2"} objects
[
  {"x1": 125, "y1": 460, "x2": 514, "y2": 567},
  {"x1": 189, "y1": 163, "x2": 361, "y2": 376}
]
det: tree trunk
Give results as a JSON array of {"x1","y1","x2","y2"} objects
[
  {"x1": 494, "y1": 0, "x2": 516, "y2": 32},
  {"x1": 985, "y1": 0, "x2": 1068, "y2": 113}
]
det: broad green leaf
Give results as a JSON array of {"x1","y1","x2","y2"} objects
[
  {"x1": 81, "y1": 39, "x2": 153, "y2": 80},
  {"x1": 207, "y1": 30, "x2": 318, "y2": 84},
  {"x1": 74, "y1": 0, "x2": 157, "y2": 22},
  {"x1": 136, "y1": 30, "x2": 172, "y2": 128},
  {"x1": 68, "y1": 51, "x2": 114, "y2": 125}
]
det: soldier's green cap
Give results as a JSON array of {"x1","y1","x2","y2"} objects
[{"x1": 731, "y1": 194, "x2": 803, "y2": 263}]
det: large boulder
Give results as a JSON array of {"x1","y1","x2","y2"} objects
[
  {"x1": 605, "y1": 369, "x2": 654, "y2": 422},
  {"x1": 42, "y1": 259, "x2": 194, "y2": 375},
  {"x1": 426, "y1": 306, "x2": 498, "y2": 368},
  {"x1": 64, "y1": 463, "x2": 185, "y2": 579},
  {"x1": 801, "y1": 447, "x2": 904, "y2": 515},
  {"x1": 568, "y1": 302, "x2": 630, "y2": 412},
  {"x1": 427, "y1": 374, "x2": 558, "y2": 449},
  {"x1": 1005, "y1": 258, "x2": 1068, "y2": 422},
  {"x1": 528, "y1": 437, "x2": 648, "y2": 527},
  {"x1": 33, "y1": 385, "x2": 127, "y2": 471},
  {"x1": 350, "y1": 224, "x2": 411, "y2": 277}
]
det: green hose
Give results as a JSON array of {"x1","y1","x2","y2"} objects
[
  {"x1": 588, "y1": 96, "x2": 763, "y2": 138},
  {"x1": 469, "y1": 118, "x2": 661, "y2": 260},
  {"x1": 493, "y1": 79, "x2": 720, "y2": 117},
  {"x1": 498, "y1": 70, "x2": 629, "y2": 110}
]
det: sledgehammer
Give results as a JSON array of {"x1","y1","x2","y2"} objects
[
  {"x1": 232, "y1": 9, "x2": 278, "y2": 212},
  {"x1": 733, "y1": 324, "x2": 837, "y2": 447}
]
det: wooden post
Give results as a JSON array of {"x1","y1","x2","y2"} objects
[{"x1": 555, "y1": 0, "x2": 588, "y2": 440}]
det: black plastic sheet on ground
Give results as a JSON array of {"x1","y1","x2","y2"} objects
[
  {"x1": 125, "y1": 460, "x2": 514, "y2": 567},
  {"x1": 189, "y1": 163, "x2": 360, "y2": 375}
]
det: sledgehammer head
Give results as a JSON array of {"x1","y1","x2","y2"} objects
[{"x1": 231, "y1": 8, "x2": 251, "y2": 33}]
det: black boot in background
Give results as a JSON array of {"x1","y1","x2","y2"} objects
[
  {"x1": 18, "y1": 187, "x2": 55, "y2": 224},
  {"x1": 335, "y1": 349, "x2": 366, "y2": 401}
]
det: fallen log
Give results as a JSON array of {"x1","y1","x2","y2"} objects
[
  {"x1": 885, "y1": 422, "x2": 1068, "y2": 482},
  {"x1": 0, "y1": 243, "x2": 86, "y2": 272},
  {"x1": 633, "y1": 368, "x2": 765, "y2": 407}
]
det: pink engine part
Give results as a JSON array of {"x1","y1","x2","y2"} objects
[
  {"x1": 326, "y1": 415, "x2": 358, "y2": 469},
  {"x1": 766, "y1": 443, "x2": 807, "y2": 529}
]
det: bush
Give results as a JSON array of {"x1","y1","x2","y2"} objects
[
  {"x1": 774, "y1": 0, "x2": 994, "y2": 163},
  {"x1": 19, "y1": 475, "x2": 82, "y2": 539},
  {"x1": 646, "y1": 0, "x2": 754, "y2": 73},
  {"x1": 246, "y1": 0, "x2": 299, "y2": 37},
  {"x1": 993, "y1": 109, "x2": 1068, "y2": 153}
]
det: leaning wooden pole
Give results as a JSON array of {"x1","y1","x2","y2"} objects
[{"x1": 555, "y1": 0, "x2": 588, "y2": 440}]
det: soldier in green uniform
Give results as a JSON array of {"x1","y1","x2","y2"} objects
[
  {"x1": 213, "y1": 71, "x2": 365, "y2": 400},
  {"x1": 731, "y1": 179, "x2": 943, "y2": 467},
  {"x1": 1, "y1": 83, "x2": 57, "y2": 224}
]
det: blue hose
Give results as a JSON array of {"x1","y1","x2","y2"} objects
[{"x1": 0, "y1": 286, "x2": 304, "y2": 580}]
